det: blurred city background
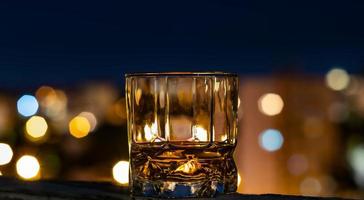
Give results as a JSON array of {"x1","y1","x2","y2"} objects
[{"x1": 1, "y1": 1, "x2": 364, "y2": 199}]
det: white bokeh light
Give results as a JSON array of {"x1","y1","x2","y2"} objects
[
  {"x1": 0, "y1": 143, "x2": 13, "y2": 165},
  {"x1": 325, "y1": 68, "x2": 350, "y2": 91},
  {"x1": 348, "y1": 144, "x2": 364, "y2": 187},
  {"x1": 112, "y1": 160, "x2": 129, "y2": 185},
  {"x1": 258, "y1": 93, "x2": 284, "y2": 116},
  {"x1": 16, "y1": 155, "x2": 40, "y2": 180}
]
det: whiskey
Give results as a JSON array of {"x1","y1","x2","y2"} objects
[
  {"x1": 125, "y1": 72, "x2": 239, "y2": 198},
  {"x1": 130, "y1": 141, "x2": 237, "y2": 198}
]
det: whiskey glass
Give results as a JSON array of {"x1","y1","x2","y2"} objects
[{"x1": 125, "y1": 72, "x2": 239, "y2": 198}]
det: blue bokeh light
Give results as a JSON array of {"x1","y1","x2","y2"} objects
[
  {"x1": 17, "y1": 95, "x2": 39, "y2": 117},
  {"x1": 259, "y1": 129, "x2": 284, "y2": 152}
]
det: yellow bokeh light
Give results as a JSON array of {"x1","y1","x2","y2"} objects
[
  {"x1": 0, "y1": 143, "x2": 13, "y2": 165},
  {"x1": 325, "y1": 68, "x2": 350, "y2": 91},
  {"x1": 16, "y1": 155, "x2": 40, "y2": 180},
  {"x1": 69, "y1": 116, "x2": 91, "y2": 138},
  {"x1": 112, "y1": 160, "x2": 129, "y2": 185},
  {"x1": 25, "y1": 116, "x2": 48, "y2": 139},
  {"x1": 258, "y1": 93, "x2": 284, "y2": 116},
  {"x1": 79, "y1": 112, "x2": 97, "y2": 131}
]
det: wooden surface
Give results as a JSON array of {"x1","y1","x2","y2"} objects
[{"x1": 0, "y1": 177, "x2": 342, "y2": 200}]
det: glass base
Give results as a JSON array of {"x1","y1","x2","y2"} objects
[
  {"x1": 130, "y1": 142, "x2": 237, "y2": 198},
  {"x1": 132, "y1": 179, "x2": 235, "y2": 198}
]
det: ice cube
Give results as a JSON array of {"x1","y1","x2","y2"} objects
[
  {"x1": 173, "y1": 158, "x2": 201, "y2": 174},
  {"x1": 157, "y1": 150, "x2": 184, "y2": 158},
  {"x1": 140, "y1": 156, "x2": 162, "y2": 177}
]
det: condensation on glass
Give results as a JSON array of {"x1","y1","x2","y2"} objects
[{"x1": 125, "y1": 72, "x2": 239, "y2": 198}]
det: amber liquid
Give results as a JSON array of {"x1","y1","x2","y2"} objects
[{"x1": 130, "y1": 142, "x2": 237, "y2": 198}]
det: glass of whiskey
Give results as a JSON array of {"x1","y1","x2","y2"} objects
[{"x1": 125, "y1": 72, "x2": 239, "y2": 198}]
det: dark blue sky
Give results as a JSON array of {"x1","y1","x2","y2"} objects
[{"x1": 1, "y1": 1, "x2": 364, "y2": 90}]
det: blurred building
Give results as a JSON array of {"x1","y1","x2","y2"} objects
[{"x1": 0, "y1": 69, "x2": 363, "y2": 199}]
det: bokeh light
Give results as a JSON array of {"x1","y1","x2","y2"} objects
[
  {"x1": 300, "y1": 177, "x2": 322, "y2": 196},
  {"x1": 0, "y1": 143, "x2": 13, "y2": 165},
  {"x1": 69, "y1": 116, "x2": 91, "y2": 138},
  {"x1": 112, "y1": 160, "x2": 129, "y2": 185},
  {"x1": 36, "y1": 86, "x2": 68, "y2": 119},
  {"x1": 16, "y1": 155, "x2": 40, "y2": 180},
  {"x1": 259, "y1": 129, "x2": 284, "y2": 152},
  {"x1": 79, "y1": 112, "x2": 97, "y2": 131},
  {"x1": 36, "y1": 86, "x2": 55, "y2": 102},
  {"x1": 17, "y1": 95, "x2": 39, "y2": 117},
  {"x1": 258, "y1": 93, "x2": 284, "y2": 116},
  {"x1": 348, "y1": 144, "x2": 364, "y2": 187},
  {"x1": 325, "y1": 68, "x2": 350, "y2": 91},
  {"x1": 287, "y1": 154, "x2": 308, "y2": 176},
  {"x1": 25, "y1": 116, "x2": 48, "y2": 139}
]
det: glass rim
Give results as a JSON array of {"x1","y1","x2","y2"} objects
[{"x1": 125, "y1": 71, "x2": 237, "y2": 78}]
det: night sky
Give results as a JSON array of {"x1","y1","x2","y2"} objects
[{"x1": 1, "y1": 1, "x2": 364, "y2": 89}]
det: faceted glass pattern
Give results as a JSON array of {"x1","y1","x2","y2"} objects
[{"x1": 126, "y1": 72, "x2": 238, "y2": 198}]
